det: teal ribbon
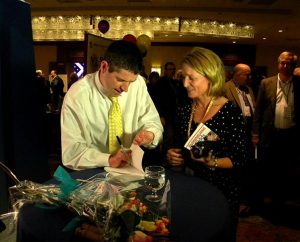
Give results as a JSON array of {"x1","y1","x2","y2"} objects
[
  {"x1": 62, "y1": 216, "x2": 82, "y2": 232},
  {"x1": 53, "y1": 165, "x2": 80, "y2": 200}
]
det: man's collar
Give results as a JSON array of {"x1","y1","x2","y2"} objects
[{"x1": 278, "y1": 73, "x2": 292, "y2": 84}]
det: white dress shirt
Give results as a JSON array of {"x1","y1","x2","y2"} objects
[
  {"x1": 275, "y1": 76, "x2": 295, "y2": 129},
  {"x1": 235, "y1": 87, "x2": 255, "y2": 117},
  {"x1": 61, "y1": 71, "x2": 163, "y2": 170}
]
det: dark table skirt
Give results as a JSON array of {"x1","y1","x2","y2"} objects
[{"x1": 17, "y1": 168, "x2": 232, "y2": 242}]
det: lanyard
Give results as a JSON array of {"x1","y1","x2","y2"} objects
[
  {"x1": 187, "y1": 97, "x2": 215, "y2": 139},
  {"x1": 279, "y1": 80, "x2": 292, "y2": 104}
]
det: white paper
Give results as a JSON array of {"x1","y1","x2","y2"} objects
[{"x1": 104, "y1": 144, "x2": 145, "y2": 176}]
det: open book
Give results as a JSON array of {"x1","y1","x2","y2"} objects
[{"x1": 104, "y1": 143, "x2": 145, "y2": 177}]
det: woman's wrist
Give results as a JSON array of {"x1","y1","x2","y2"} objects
[{"x1": 207, "y1": 157, "x2": 218, "y2": 170}]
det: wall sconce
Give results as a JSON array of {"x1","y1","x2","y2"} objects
[{"x1": 151, "y1": 66, "x2": 162, "y2": 76}]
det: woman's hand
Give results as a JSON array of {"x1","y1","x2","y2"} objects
[{"x1": 166, "y1": 148, "x2": 184, "y2": 166}]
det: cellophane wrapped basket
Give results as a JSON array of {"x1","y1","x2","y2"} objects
[{"x1": 6, "y1": 165, "x2": 171, "y2": 242}]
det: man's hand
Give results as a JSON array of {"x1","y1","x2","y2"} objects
[
  {"x1": 133, "y1": 130, "x2": 154, "y2": 146},
  {"x1": 108, "y1": 149, "x2": 132, "y2": 168}
]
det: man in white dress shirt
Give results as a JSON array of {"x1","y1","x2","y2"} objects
[
  {"x1": 252, "y1": 51, "x2": 300, "y2": 218},
  {"x1": 61, "y1": 40, "x2": 163, "y2": 170}
]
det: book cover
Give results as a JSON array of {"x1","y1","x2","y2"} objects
[{"x1": 184, "y1": 123, "x2": 219, "y2": 150}]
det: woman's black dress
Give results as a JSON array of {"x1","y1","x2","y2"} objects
[{"x1": 173, "y1": 100, "x2": 248, "y2": 230}]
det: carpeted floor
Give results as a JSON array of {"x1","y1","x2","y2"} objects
[{"x1": 237, "y1": 202, "x2": 300, "y2": 242}]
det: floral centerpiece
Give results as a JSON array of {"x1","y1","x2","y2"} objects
[{"x1": 7, "y1": 165, "x2": 171, "y2": 242}]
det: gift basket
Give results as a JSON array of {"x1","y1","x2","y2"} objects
[
  {"x1": 0, "y1": 161, "x2": 20, "y2": 241},
  {"x1": 0, "y1": 161, "x2": 171, "y2": 242}
]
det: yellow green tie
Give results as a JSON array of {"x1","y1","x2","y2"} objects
[{"x1": 108, "y1": 97, "x2": 123, "y2": 154}]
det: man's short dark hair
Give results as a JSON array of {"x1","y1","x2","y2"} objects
[
  {"x1": 103, "y1": 40, "x2": 143, "y2": 74},
  {"x1": 164, "y1": 62, "x2": 175, "y2": 70}
]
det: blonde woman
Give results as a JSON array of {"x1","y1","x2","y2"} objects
[{"x1": 166, "y1": 47, "x2": 248, "y2": 241}]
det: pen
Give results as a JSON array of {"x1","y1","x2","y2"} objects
[
  {"x1": 116, "y1": 136, "x2": 123, "y2": 148},
  {"x1": 116, "y1": 136, "x2": 130, "y2": 163}
]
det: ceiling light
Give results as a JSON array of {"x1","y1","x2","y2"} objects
[
  {"x1": 180, "y1": 20, "x2": 254, "y2": 38},
  {"x1": 31, "y1": 15, "x2": 254, "y2": 41}
]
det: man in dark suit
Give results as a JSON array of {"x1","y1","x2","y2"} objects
[
  {"x1": 50, "y1": 69, "x2": 64, "y2": 112},
  {"x1": 155, "y1": 62, "x2": 188, "y2": 157},
  {"x1": 252, "y1": 51, "x2": 300, "y2": 217},
  {"x1": 225, "y1": 63, "x2": 257, "y2": 216},
  {"x1": 225, "y1": 64, "x2": 255, "y2": 128}
]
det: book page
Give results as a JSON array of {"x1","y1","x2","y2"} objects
[{"x1": 104, "y1": 144, "x2": 145, "y2": 176}]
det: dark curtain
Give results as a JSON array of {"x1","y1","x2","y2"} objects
[{"x1": 0, "y1": 0, "x2": 50, "y2": 213}]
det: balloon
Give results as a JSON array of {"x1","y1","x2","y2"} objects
[
  {"x1": 138, "y1": 44, "x2": 147, "y2": 56},
  {"x1": 98, "y1": 20, "x2": 110, "y2": 34},
  {"x1": 140, "y1": 49, "x2": 147, "y2": 58},
  {"x1": 136, "y1": 34, "x2": 151, "y2": 51},
  {"x1": 122, "y1": 34, "x2": 137, "y2": 44}
]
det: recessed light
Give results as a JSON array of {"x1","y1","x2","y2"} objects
[
  {"x1": 278, "y1": 29, "x2": 283, "y2": 33},
  {"x1": 263, "y1": 37, "x2": 267, "y2": 40},
  {"x1": 232, "y1": 41, "x2": 236, "y2": 44}
]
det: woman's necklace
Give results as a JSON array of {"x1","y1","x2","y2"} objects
[{"x1": 187, "y1": 97, "x2": 215, "y2": 138}]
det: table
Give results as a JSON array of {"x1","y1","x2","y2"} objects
[{"x1": 17, "y1": 168, "x2": 233, "y2": 242}]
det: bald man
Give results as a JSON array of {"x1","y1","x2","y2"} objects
[
  {"x1": 224, "y1": 64, "x2": 255, "y2": 121},
  {"x1": 224, "y1": 63, "x2": 257, "y2": 217}
]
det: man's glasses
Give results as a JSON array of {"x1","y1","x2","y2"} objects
[{"x1": 240, "y1": 73, "x2": 251, "y2": 78}]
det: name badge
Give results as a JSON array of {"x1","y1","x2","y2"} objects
[{"x1": 284, "y1": 106, "x2": 292, "y2": 120}]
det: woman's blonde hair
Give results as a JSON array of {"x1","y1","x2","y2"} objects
[{"x1": 182, "y1": 47, "x2": 225, "y2": 97}]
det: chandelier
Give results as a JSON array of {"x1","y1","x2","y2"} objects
[
  {"x1": 31, "y1": 15, "x2": 254, "y2": 41},
  {"x1": 180, "y1": 19, "x2": 254, "y2": 38}
]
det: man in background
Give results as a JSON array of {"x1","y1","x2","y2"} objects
[
  {"x1": 155, "y1": 62, "x2": 188, "y2": 157},
  {"x1": 252, "y1": 51, "x2": 300, "y2": 221},
  {"x1": 224, "y1": 63, "x2": 257, "y2": 216},
  {"x1": 36, "y1": 69, "x2": 51, "y2": 113},
  {"x1": 50, "y1": 69, "x2": 64, "y2": 112},
  {"x1": 225, "y1": 63, "x2": 255, "y2": 128}
]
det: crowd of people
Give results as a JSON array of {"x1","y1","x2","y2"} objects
[
  {"x1": 35, "y1": 69, "x2": 79, "y2": 113},
  {"x1": 36, "y1": 39, "x2": 299, "y2": 241},
  {"x1": 155, "y1": 50, "x2": 299, "y2": 240}
]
